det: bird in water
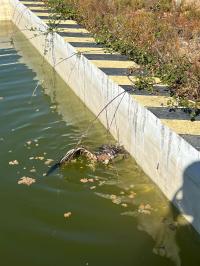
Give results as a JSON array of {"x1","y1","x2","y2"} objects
[{"x1": 46, "y1": 144, "x2": 127, "y2": 176}]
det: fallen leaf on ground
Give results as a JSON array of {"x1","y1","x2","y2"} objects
[
  {"x1": 18, "y1": 176, "x2": 35, "y2": 186},
  {"x1": 9, "y1": 160, "x2": 19, "y2": 165},
  {"x1": 64, "y1": 212, "x2": 72, "y2": 218}
]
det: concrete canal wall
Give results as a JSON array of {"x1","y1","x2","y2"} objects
[
  {"x1": 0, "y1": 0, "x2": 12, "y2": 20},
  {"x1": 1, "y1": 0, "x2": 200, "y2": 233}
]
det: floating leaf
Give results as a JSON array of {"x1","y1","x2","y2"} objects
[
  {"x1": 9, "y1": 160, "x2": 19, "y2": 165},
  {"x1": 138, "y1": 203, "x2": 152, "y2": 215},
  {"x1": 18, "y1": 176, "x2": 35, "y2": 186},
  {"x1": 64, "y1": 212, "x2": 72, "y2": 218},
  {"x1": 112, "y1": 198, "x2": 121, "y2": 205},
  {"x1": 80, "y1": 178, "x2": 88, "y2": 183},
  {"x1": 128, "y1": 191, "x2": 137, "y2": 199},
  {"x1": 35, "y1": 156, "x2": 44, "y2": 160},
  {"x1": 44, "y1": 159, "x2": 54, "y2": 165},
  {"x1": 110, "y1": 195, "x2": 117, "y2": 200}
]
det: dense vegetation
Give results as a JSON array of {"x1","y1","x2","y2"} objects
[{"x1": 44, "y1": 0, "x2": 200, "y2": 112}]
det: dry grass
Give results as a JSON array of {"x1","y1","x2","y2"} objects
[{"x1": 45, "y1": 0, "x2": 200, "y2": 104}]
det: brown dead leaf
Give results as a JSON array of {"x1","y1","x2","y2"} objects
[
  {"x1": 18, "y1": 176, "x2": 35, "y2": 186},
  {"x1": 44, "y1": 159, "x2": 54, "y2": 165},
  {"x1": 80, "y1": 178, "x2": 88, "y2": 183},
  {"x1": 64, "y1": 212, "x2": 72, "y2": 218},
  {"x1": 9, "y1": 160, "x2": 19, "y2": 165}
]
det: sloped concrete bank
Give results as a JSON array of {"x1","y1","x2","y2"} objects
[{"x1": 1, "y1": 0, "x2": 200, "y2": 233}]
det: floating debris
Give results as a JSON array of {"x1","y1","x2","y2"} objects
[
  {"x1": 80, "y1": 178, "x2": 88, "y2": 183},
  {"x1": 8, "y1": 150, "x2": 12, "y2": 153},
  {"x1": 30, "y1": 168, "x2": 36, "y2": 173},
  {"x1": 0, "y1": 96, "x2": 4, "y2": 100},
  {"x1": 90, "y1": 186, "x2": 96, "y2": 190},
  {"x1": 110, "y1": 195, "x2": 117, "y2": 200},
  {"x1": 35, "y1": 156, "x2": 44, "y2": 161},
  {"x1": 121, "y1": 203, "x2": 128, "y2": 208},
  {"x1": 112, "y1": 198, "x2": 121, "y2": 205},
  {"x1": 64, "y1": 212, "x2": 72, "y2": 218},
  {"x1": 138, "y1": 203, "x2": 153, "y2": 215},
  {"x1": 9, "y1": 160, "x2": 19, "y2": 165},
  {"x1": 26, "y1": 141, "x2": 32, "y2": 145},
  {"x1": 98, "y1": 181, "x2": 106, "y2": 186},
  {"x1": 18, "y1": 176, "x2": 36, "y2": 186},
  {"x1": 128, "y1": 191, "x2": 137, "y2": 199},
  {"x1": 44, "y1": 159, "x2": 54, "y2": 165},
  {"x1": 29, "y1": 157, "x2": 34, "y2": 160}
]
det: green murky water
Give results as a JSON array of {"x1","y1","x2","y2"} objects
[{"x1": 0, "y1": 21, "x2": 200, "y2": 266}]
